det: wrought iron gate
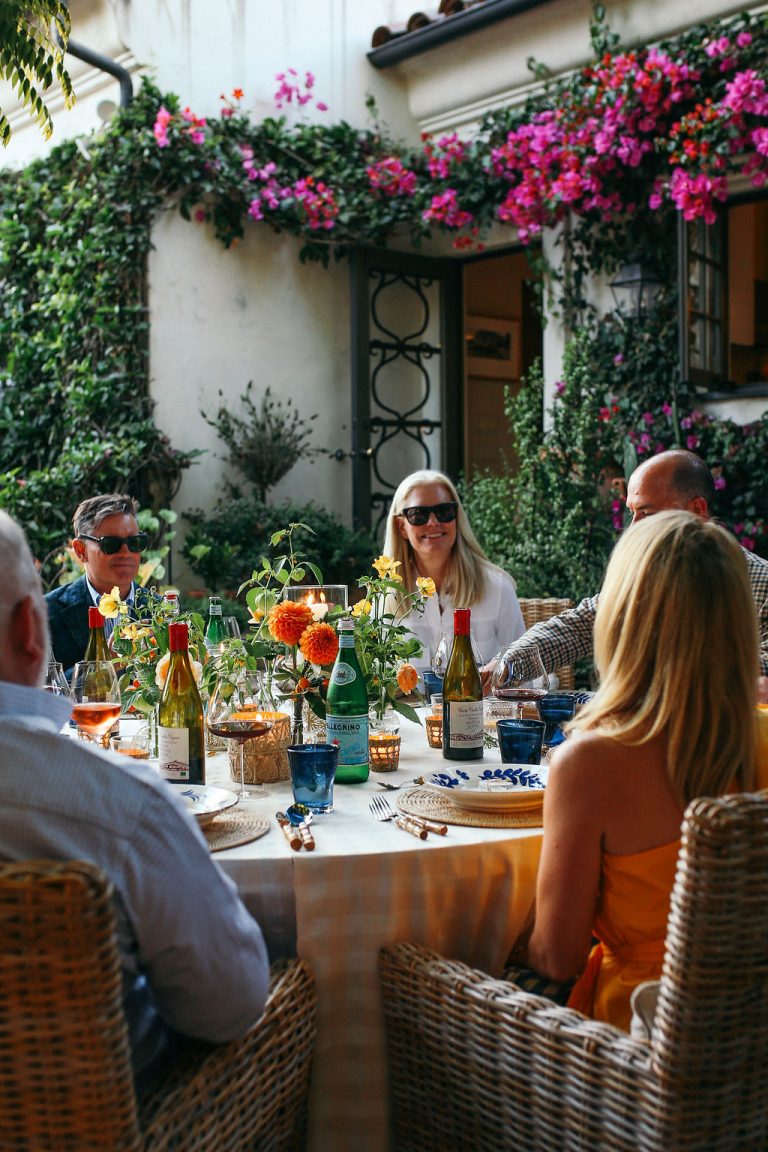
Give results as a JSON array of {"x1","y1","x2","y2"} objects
[{"x1": 346, "y1": 248, "x2": 462, "y2": 539}]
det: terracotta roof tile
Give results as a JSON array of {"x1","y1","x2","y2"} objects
[{"x1": 371, "y1": 0, "x2": 489, "y2": 50}]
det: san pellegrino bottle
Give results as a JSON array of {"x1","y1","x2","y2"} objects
[
  {"x1": 442, "y1": 607, "x2": 483, "y2": 761},
  {"x1": 84, "y1": 606, "x2": 110, "y2": 661},
  {"x1": 158, "y1": 621, "x2": 205, "y2": 784},
  {"x1": 204, "y1": 595, "x2": 227, "y2": 654},
  {"x1": 326, "y1": 617, "x2": 370, "y2": 783}
]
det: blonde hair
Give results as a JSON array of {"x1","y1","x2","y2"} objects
[
  {"x1": 573, "y1": 510, "x2": 758, "y2": 806},
  {"x1": 383, "y1": 469, "x2": 507, "y2": 607}
]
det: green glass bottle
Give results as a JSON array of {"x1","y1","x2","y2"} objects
[
  {"x1": 84, "y1": 607, "x2": 110, "y2": 662},
  {"x1": 442, "y1": 607, "x2": 484, "y2": 761},
  {"x1": 157, "y1": 622, "x2": 206, "y2": 785},
  {"x1": 326, "y1": 617, "x2": 370, "y2": 783},
  {"x1": 204, "y1": 595, "x2": 227, "y2": 654}
]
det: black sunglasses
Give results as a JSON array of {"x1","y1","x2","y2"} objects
[
  {"x1": 398, "y1": 502, "x2": 458, "y2": 527},
  {"x1": 79, "y1": 532, "x2": 148, "y2": 555}
]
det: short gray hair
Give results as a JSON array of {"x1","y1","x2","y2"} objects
[
  {"x1": 0, "y1": 512, "x2": 48, "y2": 656},
  {"x1": 73, "y1": 494, "x2": 139, "y2": 537}
]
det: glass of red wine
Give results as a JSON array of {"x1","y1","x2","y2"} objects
[
  {"x1": 490, "y1": 646, "x2": 549, "y2": 719},
  {"x1": 207, "y1": 669, "x2": 273, "y2": 801},
  {"x1": 70, "y1": 660, "x2": 122, "y2": 748}
]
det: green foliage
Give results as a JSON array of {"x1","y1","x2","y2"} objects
[
  {"x1": 204, "y1": 382, "x2": 322, "y2": 503},
  {"x1": 0, "y1": 1, "x2": 74, "y2": 144},
  {"x1": 183, "y1": 496, "x2": 377, "y2": 595},
  {"x1": 464, "y1": 343, "x2": 621, "y2": 603},
  {"x1": 0, "y1": 85, "x2": 196, "y2": 584}
]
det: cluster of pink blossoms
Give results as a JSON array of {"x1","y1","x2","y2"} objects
[
  {"x1": 153, "y1": 105, "x2": 207, "y2": 148},
  {"x1": 274, "y1": 69, "x2": 327, "y2": 112},
  {"x1": 422, "y1": 189, "x2": 473, "y2": 229},
  {"x1": 366, "y1": 157, "x2": 418, "y2": 198}
]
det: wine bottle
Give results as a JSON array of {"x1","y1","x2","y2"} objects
[
  {"x1": 84, "y1": 606, "x2": 110, "y2": 661},
  {"x1": 157, "y1": 621, "x2": 205, "y2": 784},
  {"x1": 204, "y1": 595, "x2": 227, "y2": 653},
  {"x1": 442, "y1": 607, "x2": 484, "y2": 761},
  {"x1": 326, "y1": 617, "x2": 370, "y2": 783}
]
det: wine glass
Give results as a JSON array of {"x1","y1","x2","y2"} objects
[
  {"x1": 432, "y1": 635, "x2": 449, "y2": 678},
  {"x1": 44, "y1": 660, "x2": 68, "y2": 695},
  {"x1": 490, "y1": 646, "x2": 550, "y2": 719},
  {"x1": 70, "y1": 661, "x2": 122, "y2": 748},
  {"x1": 207, "y1": 668, "x2": 273, "y2": 801},
  {"x1": 222, "y1": 617, "x2": 242, "y2": 641}
]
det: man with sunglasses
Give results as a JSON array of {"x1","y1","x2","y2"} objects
[{"x1": 45, "y1": 493, "x2": 148, "y2": 674}]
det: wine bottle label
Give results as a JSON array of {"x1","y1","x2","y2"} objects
[
  {"x1": 158, "y1": 727, "x2": 192, "y2": 780},
  {"x1": 329, "y1": 662, "x2": 358, "y2": 687},
  {"x1": 446, "y1": 701, "x2": 484, "y2": 749},
  {"x1": 326, "y1": 714, "x2": 369, "y2": 767}
]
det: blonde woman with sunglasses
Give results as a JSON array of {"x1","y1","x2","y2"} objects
[{"x1": 383, "y1": 469, "x2": 525, "y2": 673}]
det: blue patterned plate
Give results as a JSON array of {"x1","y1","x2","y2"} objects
[
  {"x1": 177, "y1": 785, "x2": 238, "y2": 827},
  {"x1": 427, "y1": 764, "x2": 547, "y2": 812}
]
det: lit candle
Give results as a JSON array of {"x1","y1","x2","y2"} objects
[{"x1": 305, "y1": 591, "x2": 330, "y2": 621}]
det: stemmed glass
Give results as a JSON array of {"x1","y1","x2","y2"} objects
[
  {"x1": 44, "y1": 660, "x2": 69, "y2": 696},
  {"x1": 207, "y1": 667, "x2": 273, "y2": 801},
  {"x1": 490, "y1": 646, "x2": 550, "y2": 719},
  {"x1": 432, "y1": 635, "x2": 449, "y2": 679},
  {"x1": 70, "y1": 660, "x2": 122, "y2": 747}
]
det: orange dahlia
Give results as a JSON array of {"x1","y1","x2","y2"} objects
[
  {"x1": 268, "y1": 600, "x2": 314, "y2": 647},
  {"x1": 396, "y1": 663, "x2": 419, "y2": 694},
  {"x1": 299, "y1": 621, "x2": 339, "y2": 666}
]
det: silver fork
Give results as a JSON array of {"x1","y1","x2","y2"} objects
[{"x1": 369, "y1": 794, "x2": 428, "y2": 839}]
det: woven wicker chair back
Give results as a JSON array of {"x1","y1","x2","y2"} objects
[
  {"x1": 0, "y1": 859, "x2": 317, "y2": 1152},
  {"x1": 379, "y1": 790, "x2": 768, "y2": 1151}
]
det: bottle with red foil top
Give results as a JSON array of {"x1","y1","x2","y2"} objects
[
  {"x1": 83, "y1": 606, "x2": 110, "y2": 662},
  {"x1": 157, "y1": 622, "x2": 205, "y2": 784},
  {"x1": 442, "y1": 607, "x2": 484, "y2": 761}
]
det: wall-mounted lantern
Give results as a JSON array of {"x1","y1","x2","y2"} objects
[{"x1": 610, "y1": 260, "x2": 665, "y2": 318}]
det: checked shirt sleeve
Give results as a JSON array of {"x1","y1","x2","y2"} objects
[
  {"x1": 746, "y1": 550, "x2": 768, "y2": 676},
  {"x1": 507, "y1": 594, "x2": 598, "y2": 675}
]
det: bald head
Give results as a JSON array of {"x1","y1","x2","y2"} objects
[
  {"x1": 0, "y1": 512, "x2": 48, "y2": 686},
  {"x1": 627, "y1": 450, "x2": 715, "y2": 524}
]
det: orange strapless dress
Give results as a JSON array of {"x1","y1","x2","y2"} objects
[{"x1": 567, "y1": 711, "x2": 768, "y2": 1031}]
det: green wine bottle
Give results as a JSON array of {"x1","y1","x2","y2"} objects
[
  {"x1": 326, "y1": 617, "x2": 370, "y2": 783},
  {"x1": 84, "y1": 607, "x2": 110, "y2": 662},
  {"x1": 204, "y1": 595, "x2": 227, "y2": 654},
  {"x1": 157, "y1": 622, "x2": 206, "y2": 784},
  {"x1": 442, "y1": 607, "x2": 484, "y2": 761}
]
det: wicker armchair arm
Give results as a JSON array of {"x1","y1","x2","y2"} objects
[
  {"x1": 380, "y1": 943, "x2": 657, "y2": 1152},
  {"x1": 140, "y1": 957, "x2": 316, "y2": 1152}
]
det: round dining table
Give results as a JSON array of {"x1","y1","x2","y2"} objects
[{"x1": 198, "y1": 714, "x2": 544, "y2": 1152}]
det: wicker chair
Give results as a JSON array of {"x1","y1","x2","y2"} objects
[
  {"x1": 519, "y1": 596, "x2": 575, "y2": 689},
  {"x1": 380, "y1": 791, "x2": 768, "y2": 1152},
  {"x1": 0, "y1": 859, "x2": 317, "y2": 1151}
]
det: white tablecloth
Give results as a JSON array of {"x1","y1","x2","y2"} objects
[{"x1": 203, "y1": 716, "x2": 543, "y2": 1152}]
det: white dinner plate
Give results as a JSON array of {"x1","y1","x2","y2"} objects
[
  {"x1": 178, "y1": 785, "x2": 238, "y2": 827},
  {"x1": 427, "y1": 763, "x2": 547, "y2": 812}
]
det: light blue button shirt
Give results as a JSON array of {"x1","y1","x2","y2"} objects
[{"x1": 0, "y1": 683, "x2": 270, "y2": 1089}]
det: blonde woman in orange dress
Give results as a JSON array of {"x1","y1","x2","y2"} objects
[{"x1": 518, "y1": 509, "x2": 768, "y2": 1030}]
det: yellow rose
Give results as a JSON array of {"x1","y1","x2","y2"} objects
[
  {"x1": 155, "y1": 651, "x2": 203, "y2": 689},
  {"x1": 98, "y1": 586, "x2": 124, "y2": 619},
  {"x1": 351, "y1": 598, "x2": 372, "y2": 617},
  {"x1": 416, "y1": 576, "x2": 436, "y2": 598},
  {"x1": 120, "y1": 623, "x2": 152, "y2": 642},
  {"x1": 372, "y1": 555, "x2": 401, "y2": 579}
]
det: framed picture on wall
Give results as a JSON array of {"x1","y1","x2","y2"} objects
[{"x1": 465, "y1": 315, "x2": 521, "y2": 379}]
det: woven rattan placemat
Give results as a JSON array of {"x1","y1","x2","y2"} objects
[
  {"x1": 397, "y1": 787, "x2": 543, "y2": 829},
  {"x1": 203, "y1": 810, "x2": 271, "y2": 852}
]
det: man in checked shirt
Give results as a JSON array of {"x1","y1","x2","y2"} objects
[{"x1": 483, "y1": 449, "x2": 768, "y2": 691}]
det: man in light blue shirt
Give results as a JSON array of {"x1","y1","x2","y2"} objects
[{"x1": 0, "y1": 510, "x2": 270, "y2": 1092}]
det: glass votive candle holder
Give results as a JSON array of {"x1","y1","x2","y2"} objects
[{"x1": 282, "y1": 585, "x2": 348, "y2": 621}]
